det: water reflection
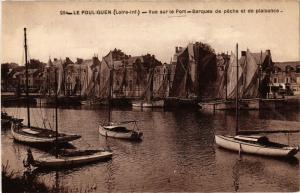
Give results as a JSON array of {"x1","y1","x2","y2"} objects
[{"x1": 2, "y1": 105, "x2": 300, "y2": 192}]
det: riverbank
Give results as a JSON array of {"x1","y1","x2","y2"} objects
[{"x1": 2, "y1": 162, "x2": 69, "y2": 193}]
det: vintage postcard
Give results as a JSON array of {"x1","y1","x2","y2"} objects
[{"x1": 1, "y1": 0, "x2": 299, "y2": 192}]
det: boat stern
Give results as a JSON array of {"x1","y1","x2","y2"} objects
[
  {"x1": 57, "y1": 134, "x2": 81, "y2": 143},
  {"x1": 287, "y1": 146, "x2": 299, "y2": 157},
  {"x1": 131, "y1": 131, "x2": 143, "y2": 140}
]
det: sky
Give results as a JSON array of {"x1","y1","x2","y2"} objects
[{"x1": 1, "y1": 1, "x2": 299, "y2": 64}]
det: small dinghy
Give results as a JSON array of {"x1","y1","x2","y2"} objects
[
  {"x1": 25, "y1": 149, "x2": 112, "y2": 169},
  {"x1": 215, "y1": 135, "x2": 299, "y2": 157},
  {"x1": 99, "y1": 121, "x2": 143, "y2": 141}
]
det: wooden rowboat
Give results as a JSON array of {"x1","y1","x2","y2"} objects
[
  {"x1": 30, "y1": 149, "x2": 112, "y2": 168},
  {"x1": 99, "y1": 121, "x2": 143, "y2": 140},
  {"x1": 215, "y1": 135, "x2": 299, "y2": 157},
  {"x1": 11, "y1": 122, "x2": 81, "y2": 145}
]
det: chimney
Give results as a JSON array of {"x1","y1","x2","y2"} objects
[
  {"x1": 92, "y1": 56, "x2": 98, "y2": 64},
  {"x1": 175, "y1": 47, "x2": 178, "y2": 53},
  {"x1": 266, "y1": 49, "x2": 271, "y2": 56},
  {"x1": 241, "y1": 51, "x2": 246, "y2": 56},
  {"x1": 77, "y1": 58, "x2": 83, "y2": 64}
]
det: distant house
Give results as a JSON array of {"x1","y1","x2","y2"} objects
[
  {"x1": 44, "y1": 57, "x2": 100, "y2": 97},
  {"x1": 270, "y1": 61, "x2": 300, "y2": 95},
  {"x1": 16, "y1": 68, "x2": 44, "y2": 92}
]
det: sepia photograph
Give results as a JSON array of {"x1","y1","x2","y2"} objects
[{"x1": 1, "y1": 0, "x2": 299, "y2": 192}]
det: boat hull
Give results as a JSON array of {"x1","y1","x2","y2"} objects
[
  {"x1": 1, "y1": 119, "x2": 12, "y2": 129},
  {"x1": 132, "y1": 100, "x2": 164, "y2": 108},
  {"x1": 11, "y1": 124, "x2": 81, "y2": 145},
  {"x1": 36, "y1": 97, "x2": 55, "y2": 105},
  {"x1": 215, "y1": 135, "x2": 298, "y2": 157},
  {"x1": 34, "y1": 151, "x2": 112, "y2": 168},
  {"x1": 99, "y1": 125, "x2": 142, "y2": 140}
]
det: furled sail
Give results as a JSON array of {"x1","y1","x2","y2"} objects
[
  {"x1": 141, "y1": 69, "x2": 154, "y2": 102},
  {"x1": 156, "y1": 73, "x2": 169, "y2": 98},
  {"x1": 242, "y1": 50, "x2": 260, "y2": 98},
  {"x1": 56, "y1": 59, "x2": 64, "y2": 96},
  {"x1": 169, "y1": 48, "x2": 191, "y2": 98},
  {"x1": 227, "y1": 52, "x2": 243, "y2": 99},
  {"x1": 170, "y1": 43, "x2": 217, "y2": 99},
  {"x1": 84, "y1": 69, "x2": 98, "y2": 97}
]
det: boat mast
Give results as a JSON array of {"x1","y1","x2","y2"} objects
[
  {"x1": 79, "y1": 62, "x2": 82, "y2": 98},
  {"x1": 108, "y1": 63, "x2": 113, "y2": 123},
  {"x1": 235, "y1": 43, "x2": 239, "y2": 135},
  {"x1": 24, "y1": 28, "x2": 31, "y2": 128},
  {"x1": 259, "y1": 50, "x2": 262, "y2": 96},
  {"x1": 55, "y1": 68, "x2": 58, "y2": 158},
  {"x1": 150, "y1": 57, "x2": 154, "y2": 101},
  {"x1": 225, "y1": 51, "x2": 228, "y2": 100}
]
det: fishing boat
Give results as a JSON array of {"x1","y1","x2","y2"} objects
[
  {"x1": 215, "y1": 44, "x2": 299, "y2": 158},
  {"x1": 99, "y1": 64, "x2": 143, "y2": 140},
  {"x1": 11, "y1": 28, "x2": 81, "y2": 145},
  {"x1": 132, "y1": 99, "x2": 164, "y2": 108},
  {"x1": 132, "y1": 66, "x2": 164, "y2": 108}
]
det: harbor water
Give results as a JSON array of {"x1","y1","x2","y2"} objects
[{"x1": 2, "y1": 105, "x2": 300, "y2": 192}]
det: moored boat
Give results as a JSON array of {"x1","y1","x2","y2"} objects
[
  {"x1": 215, "y1": 135, "x2": 299, "y2": 157},
  {"x1": 132, "y1": 99, "x2": 164, "y2": 108},
  {"x1": 132, "y1": 66, "x2": 165, "y2": 108},
  {"x1": 99, "y1": 121, "x2": 143, "y2": 140},
  {"x1": 11, "y1": 122, "x2": 80, "y2": 145},
  {"x1": 30, "y1": 149, "x2": 113, "y2": 168}
]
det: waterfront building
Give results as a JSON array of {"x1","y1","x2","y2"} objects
[
  {"x1": 16, "y1": 68, "x2": 44, "y2": 92},
  {"x1": 43, "y1": 57, "x2": 100, "y2": 97},
  {"x1": 270, "y1": 61, "x2": 300, "y2": 95}
]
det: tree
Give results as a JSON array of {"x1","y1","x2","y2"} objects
[{"x1": 1, "y1": 63, "x2": 10, "y2": 81}]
